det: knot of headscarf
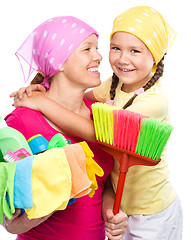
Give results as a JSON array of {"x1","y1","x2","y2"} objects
[
  {"x1": 15, "y1": 16, "x2": 98, "y2": 89},
  {"x1": 111, "y1": 6, "x2": 176, "y2": 66}
]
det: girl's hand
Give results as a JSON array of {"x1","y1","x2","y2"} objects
[
  {"x1": 3, "y1": 209, "x2": 52, "y2": 234},
  {"x1": 10, "y1": 84, "x2": 46, "y2": 100},
  {"x1": 13, "y1": 91, "x2": 45, "y2": 111},
  {"x1": 104, "y1": 209, "x2": 128, "y2": 240}
]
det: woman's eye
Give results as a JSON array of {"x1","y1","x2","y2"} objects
[{"x1": 84, "y1": 48, "x2": 91, "y2": 51}]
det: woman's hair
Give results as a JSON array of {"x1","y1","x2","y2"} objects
[
  {"x1": 30, "y1": 73, "x2": 52, "y2": 86},
  {"x1": 109, "y1": 55, "x2": 165, "y2": 109},
  {"x1": 30, "y1": 73, "x2": 44, "y2": 85}
]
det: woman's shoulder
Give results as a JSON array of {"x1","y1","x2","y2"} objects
[
  {"x1": 5, "y1": 107, "x2": 41, "y2": 123},
  {"x1": 5, "y1": 107, "x2": 44, "y2": 138}
]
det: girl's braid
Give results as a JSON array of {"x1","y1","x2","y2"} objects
[
  {"x1": 122, "y1": 55, "x2": 165, "y2": 109},
  {"x1": 110, "y1": 72, "x2": 119, "y2": 100}
]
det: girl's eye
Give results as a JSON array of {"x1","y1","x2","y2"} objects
[
  {"x1": 111, "y1": 46, "x2": 120, "y2": 51},
  {"x1": 131, "y1": 49, "x2": 140, "y2": 53},
  {"x1": 84, "y1": 48, "x2": 91, "y2": 51}
]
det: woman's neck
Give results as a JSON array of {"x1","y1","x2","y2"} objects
[
  {"x1": 42, "y1": 76, "x2": 90, "y2": 135},
  {"x1": 45, "y1": 77, "x2": 86, "y2": 116},
  {"x1": 45, "y1": 74, "x2": 89, "y2": 118}
]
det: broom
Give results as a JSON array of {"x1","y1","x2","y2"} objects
[{"x1": 92, "y1": 102, "x2": 173, "y2": 216}]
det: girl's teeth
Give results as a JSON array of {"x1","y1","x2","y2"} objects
[{"x1": 121, "y1": 68, "x2": 132, "y2": 72}]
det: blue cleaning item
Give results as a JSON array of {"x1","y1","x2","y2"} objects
[
  {"x1": 28, "y1": 135, "x2": 49, "y2": 154},
  {"x1": 14, "y1": 155, "x2": 35, "y2": 209}
]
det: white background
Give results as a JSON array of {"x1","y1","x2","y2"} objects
[{"x1": 0, "y1": 0, "x2": 190, "y2": 239}]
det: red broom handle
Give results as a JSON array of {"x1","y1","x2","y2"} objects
[
  {"x1": 113, "y1": 153, "x2": 128, "y2": 214},
  {"x1": 113, "y1": 172, "x2": 127, "y2": 215},
  {"x1": 108, "y1": 154, "x2": 128, "y2": 240}
]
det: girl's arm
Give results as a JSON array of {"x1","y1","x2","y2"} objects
[
  {"x1": 11, "y1": 85, "x2": 96, "y2": 101},
  {"x1": 14, "y1": 92, "x2": 96, "y2": 142},
  {"x1": 84, "y1": 90, "x2": 98, "y2": 101},
  {"x1": 10, "y1": 84, "x2": 46, "y2": 99}
]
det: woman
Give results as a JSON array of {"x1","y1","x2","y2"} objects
[{"x1": 3, "y1": 16, "x2": 127, "y2": 240}]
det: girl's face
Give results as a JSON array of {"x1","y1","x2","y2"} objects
[
  {"x1": 61, "y1": 34, "x2": 102, "y2": 89},
  {"x1": 109, "y1": 32, "x2": 154, "y2": 93}
]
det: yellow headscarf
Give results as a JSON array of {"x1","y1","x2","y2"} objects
[{"x1": 111, "y1": 6, "x2": 176, "y2": 66}]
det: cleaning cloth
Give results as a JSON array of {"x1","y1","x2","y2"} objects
[
  {"x1": 25, "y1": 148, "x2": 72, "y2": 219},
  {"x1": 0, "y1": 162, "x2": 16, "y2": 223},
  {"x1": 14, "y1": 155, "x2": 34, "y2": 208}
]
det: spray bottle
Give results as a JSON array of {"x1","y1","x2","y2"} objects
[{"x1": 0, "y1": 117, "x2": 32, "y2": 162}]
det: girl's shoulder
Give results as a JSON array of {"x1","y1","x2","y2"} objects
[
  {"x1": 93, "y1": 77, "x2": 113, "y2": 102},
  {"x1": 131, "y1": 83, "x2": 169, "y2": 121}
]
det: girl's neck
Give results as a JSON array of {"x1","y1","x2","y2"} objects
[{"x1": 121, "y1": 72, "x2": 153, "y2": 93}]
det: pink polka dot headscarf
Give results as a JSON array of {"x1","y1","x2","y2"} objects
[{"x1": 15, "y1": 16, "x2": 98, "y2": 89}]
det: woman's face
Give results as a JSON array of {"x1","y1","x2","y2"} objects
[
  {"x1": 109, "y1": 32, "x2": 154, "y2": 92},
  {"x1": 61, "y1": 34, "x2": 102, "y2": 89}
]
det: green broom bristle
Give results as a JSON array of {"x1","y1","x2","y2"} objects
[
  {"x1": 135, "y1": 118, "x2": 174, "y2": 160},
  {"x1": 92, "y1": 103, "x2": 173, "y2": 161}
]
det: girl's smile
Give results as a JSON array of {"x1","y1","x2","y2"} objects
[{"x1": 109, "y1": 32, "x2": 154, "y2": 93}]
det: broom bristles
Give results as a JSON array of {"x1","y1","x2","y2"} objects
[{"x1": 92, "y1": 103, "x2": 173, "y2": 160}]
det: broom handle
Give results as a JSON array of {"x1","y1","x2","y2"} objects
[
  {"x1": 113, "y1": 153, "x2": 128, "y2": 214},
  {"x1": 108, "y1": 154, "x2": 128, "y2": 240},
  {"x1": 113, "y1": 172, "x2": 127, "y2": 214}
]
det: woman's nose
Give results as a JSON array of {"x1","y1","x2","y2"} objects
[{"x1": 94, "y1": 49, "x2": 103, "y2": 64}]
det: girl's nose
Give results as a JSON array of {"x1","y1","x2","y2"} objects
[{"x1": 118, "y1": 52, "x2": 130, "y2": 65}]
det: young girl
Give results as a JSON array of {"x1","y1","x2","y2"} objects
[{"x1": 12, "y1": 6, "x2": 182, "y2": 239}]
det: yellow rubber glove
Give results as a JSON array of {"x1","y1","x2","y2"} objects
[{"x1": 78, "y1": 142, "x2": 104, "y2": 197}]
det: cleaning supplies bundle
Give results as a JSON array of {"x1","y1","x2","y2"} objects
[{"x1": 0, "y1": 118, "x2": 104, "y2": 223}]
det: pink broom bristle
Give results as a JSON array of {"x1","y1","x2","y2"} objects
[
  {"x1": 113, "y1": 110, "x2": 144, "y2": 152},
  {"x1": 113, "y1": 110, "x2": 119, "y2": 147}
]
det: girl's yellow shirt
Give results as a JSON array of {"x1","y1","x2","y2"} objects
[{"x1": 93, "y1": 78, "x2": 176, "y2": 215}]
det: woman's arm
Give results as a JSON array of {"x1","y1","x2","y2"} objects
[
  {"x1": 14, "y1": 92, "x2": 96, "y2": 142},
  {"x1": 102, "y1": 176, "x2": 128, "y2": 240},
  {"x1": 2, "y1": 210, "x2": 53, "y2": 234}
]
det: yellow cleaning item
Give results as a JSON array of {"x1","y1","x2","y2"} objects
[
  {"x1": 25, "y1": 142, "x2": 104, "y2": 219},
  {"x1": 78, "y1": 142, "x2": 104, "y2": 197},
  {"x1": 25, "y1": 148, "x2": 71, "y2": 219}
]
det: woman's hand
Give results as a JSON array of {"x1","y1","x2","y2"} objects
[
  {"x1": 104, "y1": 209, "x2": 128, "y2": 240},
  {"x1": 3, "y1": 209, "x2": 52, "y2": 234},
  {"x1": 10, "y1": 84, "x2": 46, "y2": 100}
]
